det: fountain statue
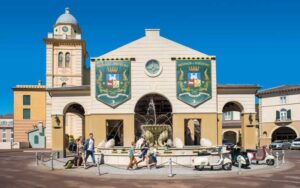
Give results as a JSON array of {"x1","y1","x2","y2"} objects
[{"x1": 138, "y1": 97, "x2": 172, "y2": 147}]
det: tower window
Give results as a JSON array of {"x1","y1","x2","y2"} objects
[
  {"x1": 58, "y1": 52, "x2": 63, "y2": 67},
  {"x1": 65, "y1": 52, "x2": 71, "y2": 67}
]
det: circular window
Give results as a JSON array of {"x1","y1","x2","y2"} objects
[{"x1": 145, "y1": 59, "x2": 162, "y2": 77}]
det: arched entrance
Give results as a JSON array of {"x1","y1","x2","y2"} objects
[
  {"x1": 63, "y1": 103, "x2": 85, "y2": 155},
  {"x1": 134, "y1": 94, "x2": 172, "y2": 144},
  {"x1": 223, "y1": 131, "x2": 237, "y2": 144},
  {"x1": 222, "y1": 101, "x2": 244, "y2": 145},
  {"x1": 272, "y1": 127, "x2": 297, "y2": 141}
]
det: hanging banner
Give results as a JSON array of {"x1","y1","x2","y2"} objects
[
  {"x1": 95, "y1": 60, "x2": 131, "y2": 107},
  {"x1": 176, "y1": 59, "x2": 212, "y2": 107}
]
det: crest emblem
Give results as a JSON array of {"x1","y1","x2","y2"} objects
[
  {"x1": 95, "y1": 60, "x2": 131, "y2": 107},
  {"x1": 176, "y1": 60, "x2": 212, "y2": 107}
]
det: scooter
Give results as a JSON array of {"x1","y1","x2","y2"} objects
[
  {"x1": 231, "y1": 145, "x2": 250, "y2": 168},
  {"x1": 192, "y1": 148, "x2": 232, "y2": 171},
  {"x1": 248, "y1": 145, "x2": 275, "y2": 166}
]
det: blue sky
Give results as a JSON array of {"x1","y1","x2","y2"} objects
[{"x1": 0, "y1": 0, "x2": 300, "y2": 114}]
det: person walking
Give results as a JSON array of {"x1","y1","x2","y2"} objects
[
  {"x1": 84, "y1": 133, "x2": 96, "y2": 168},
  {"x1": 127, "y1": 141, "x2": 138, "y2": 170},
  {"x1": 137, "y1": 139, "x2": 149, "y2": 166},
  {"x1": 76, "y1": 136, "x2": 86, "y2": 168}
]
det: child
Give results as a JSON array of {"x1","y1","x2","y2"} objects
[
  {"x1": 147, "y1": 144, "x2": 159, "y2": 169},
  {"x1": 127, "y1": 141, "x2": 138, "y2": 170}
]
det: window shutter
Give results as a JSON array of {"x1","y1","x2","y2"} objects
[
  {"x1": 276, "y1": 111, "x2": 280, "y2": 120},
  {"x1": 287, "y1": 110, "x2": 291, "y2": 120}
]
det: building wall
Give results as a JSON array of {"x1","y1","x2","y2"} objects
[
  {"x1": 0, "y1": 128, "x2": 13, "y2": 142},
  {"x1": 259, "y1": 93, "x2": 300, "y2": 146},
  {"x1": 0, "y1": 118, "x2": 13, "y2": 143},
  {"x1": 13, "y1": 89, "x2": 46, "y2": 142},
  {"x1": 217, "y1": 94, "x2": 256, "y2": 113},
  {"x1": 260, "y1": 94, "x2": 300, "y2": 122},
  {"x1": 90, "y1": 31, "x2": 217, "y2": 114}
]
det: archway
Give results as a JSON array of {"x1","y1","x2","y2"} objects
[
  {"x1": 134, "y1": 93, "x2": 172, "y2": 144},
  {"x1": 222, "y1": 101, "x2": 244, "y2": 145},
  {"x1": 272, "y1": 127, "x2": 297, "y2": 141},
  {"x1": 223, "y1": 131, "x2": 237, "y2": 144},
  {"x1": 63, "y1": 103, "x2": 85, "y2": 155}
]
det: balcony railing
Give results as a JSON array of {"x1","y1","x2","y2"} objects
[{"x1": 275, "y1": 118, "x2": 292, "y2": 124}]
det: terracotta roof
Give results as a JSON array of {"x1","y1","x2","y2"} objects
[
  {"x1": 217, "y1": 84, "x2": 261, "y2": 94},
  {"x1": 257, "y1": 85, "x2": 300, "y2": 97},
  {"x1": 217, "y1": 84, "x2": 261, "y2": 89},
  {"x1": 0, "y1": 114, "x2": 13, "y2": 119}
]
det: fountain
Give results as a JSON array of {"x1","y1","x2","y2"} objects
[{"x1": 138, "y1": 97, "x2": 172, "y2": 147}]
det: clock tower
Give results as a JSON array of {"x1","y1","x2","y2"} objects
[
  {"x1": 44, "y1": 8, "x2": 89, "y2": 149},
  {"x1": 44, "y1": 7, "x2": 88, "y2": 88}
]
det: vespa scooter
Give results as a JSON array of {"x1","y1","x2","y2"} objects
[
  {"x1": 192, "y1": 148, "x2": 232, "y2": 171},
  {"x1": 249, "y1": 145, "x2": 275, "y2": 165},
  {"x1": 231, "y1": 145, "x2": 250, "y2": 168}
]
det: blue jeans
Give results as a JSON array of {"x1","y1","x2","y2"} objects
[{"x1": 85, "y1": 150, "x2": 96, "y2": 165}]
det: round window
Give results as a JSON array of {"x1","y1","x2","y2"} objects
[{"x1": 145, "y1": 59, "x2": 162, "y2": 77}]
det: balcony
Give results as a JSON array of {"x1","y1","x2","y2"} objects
[{"x1": 275, "y1": 118, "x2": 292, "y2": 125}]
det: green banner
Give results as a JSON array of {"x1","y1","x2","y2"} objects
[
  {"x1": 95, "y1": 60, "x2": 131, "y2": 107},
  {"x1": 176, "y1": 60, "x2": 212, "y2": 107}
]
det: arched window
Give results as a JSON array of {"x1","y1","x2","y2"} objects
[
  {"x1": 58, "y1": 52, "x2": 63, "y2": 67},
  {"x1": 34, "y1": 135, "x2": 39, "y2": 144},
  {"x1": 62, "y1": 82, "x2": 66, "y2": 87},
  {"x1": 65, "y1": 52, "x2": 71, "y2": 67}
]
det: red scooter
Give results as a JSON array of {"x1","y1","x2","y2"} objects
[{"x1": 248, "y1": 146, "x2": 275, "y2": 166}]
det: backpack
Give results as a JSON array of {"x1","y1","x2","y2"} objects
[{"x1": 64, "y1": 160, "x2": 74, "y2": 169}]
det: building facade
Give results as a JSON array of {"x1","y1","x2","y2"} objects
[
  {"x1": 13, "y1": 82, "x2": 46, "y2": 147},
  {"x1": 257, "y1": 85, "x2": 300, "y2": 146},
  {"x1": 0, "y1": 114, "x2": 14, "y2": 147},
  {"x1": 40, "y1": 8, "x2": 260, "y2": 155}
]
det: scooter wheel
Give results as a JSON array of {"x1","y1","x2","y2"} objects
[
  {"x1": 266, "y1": 159, "x2": 275, "y2": 166},
  {"x1": 222, "y1": 163, "x2": 232, "y2": 170},
  {"x1": 195, "y1": 165, "x2": 204, "y2": 171}
]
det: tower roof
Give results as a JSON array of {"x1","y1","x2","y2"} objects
[{"x1": 55, "y1": 7, "x2": 78, "y2": 25}]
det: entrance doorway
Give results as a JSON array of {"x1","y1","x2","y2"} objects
[{"x1": 223, "y1": 131, "x2": 237, "y2": 144}]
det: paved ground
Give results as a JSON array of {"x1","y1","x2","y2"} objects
[
  {"x1": 0, "y1": 150, "x2": 300, "y2": 188},
  {"x1": 40, "y1": 153, "x2": 283, "y2": 177}
]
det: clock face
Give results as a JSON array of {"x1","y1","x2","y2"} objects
[
  {"x1": 62, "y1": 26, "x2": 68, "y2": 32},
  {"x1": 145, "y1": 60, "x2": 161, "y2": 76}
]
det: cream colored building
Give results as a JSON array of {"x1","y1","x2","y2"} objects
[
  {"x1": 39, "y1": 8, "x2": 260, "y2": 156},
  {"x1": 257, "y1": 85, "x2": 300, "y2": 146}
]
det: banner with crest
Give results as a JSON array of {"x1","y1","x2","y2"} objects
[
  {"x1": 95, "y1": 60, "x2": 131, "y2": 107},
  {"x1": 176, "y1": 59, "x2": 212, "y2": 107}
]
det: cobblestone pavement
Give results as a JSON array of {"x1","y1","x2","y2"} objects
[{"x1": 0, "y1": 149, "x2": 299, "y2": 188}]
